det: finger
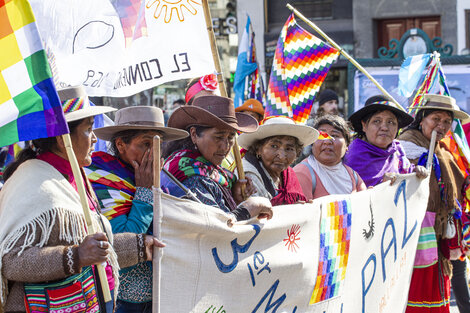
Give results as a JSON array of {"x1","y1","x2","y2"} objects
[
  {"x1": 153, "y1": 238, "x2": 166, "y2": 248},
  {"x1": 131, "y1": 160, "x2": 139, "y2": 170},
  {"x1": 238, "y1": 179, "x2": 247, "y2": 184},
  {"x1": 140, "y1": 149, "x2": 150, "y2": 168},
  {"x1": 93, "y1": 232, "x2": 108, "y2": 241}
]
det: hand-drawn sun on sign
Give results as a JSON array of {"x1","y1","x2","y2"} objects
[
  {"x1": 283, "y1": 224, "x2": 301, "y2": 252},
  {"x1": 146, "y1": 0, "x2": 201, "y2": 23}
]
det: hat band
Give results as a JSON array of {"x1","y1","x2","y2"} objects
[
  {"x1": 422, "y1": 101, "x2": 455, "y2": 111},
  {"x1": 118, "y1": 120, "x2": 164, "y2": 127},
  {"x1": 62, "y1": 97, "x2": 89, "y2": 113},
  {"x1": 219, "y1": 115, "x2": 237, "y2": 124}
]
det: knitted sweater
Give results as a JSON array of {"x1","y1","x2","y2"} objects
[{"x1": 0, "y1": 159, "x2": 144, "y2": 313}]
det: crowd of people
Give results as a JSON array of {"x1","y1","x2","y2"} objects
[{"x1": 1, "y1": 76, "x2": 470, "y2": 313}]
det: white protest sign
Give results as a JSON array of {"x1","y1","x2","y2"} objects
[
  {"x1": 30, "y1": 0, "x2": 215, "y2": 97},
  {"x1": 159, "y1": 174, "x2": 430, "y2": 313}
]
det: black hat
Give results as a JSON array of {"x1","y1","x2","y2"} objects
[
  {"x1": 349, "y1": 95, "x2": 414, "y2": 132},
  {"x1": 318, "y1": 89, "x2": 338, "y2": 106}
]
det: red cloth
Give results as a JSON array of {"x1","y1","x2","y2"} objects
[
  {"x1": 36, "y1": 151, "x2": 115, "y2": 291},
  {"x1": 270, "y1": 167, "x2": 307, "y2": 206},
  {"x1": 406, "y1": 263, "x2": 450, "y2": 313}
]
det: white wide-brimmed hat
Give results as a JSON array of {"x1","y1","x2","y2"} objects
[
  {"x1": 237, "y1": 116, "x2": 319, "y2": 149},
  {"x1": 58, "y1": 86, "x2": 116, "y2": 122},
  {"x1": 94, "y1": 106, "x2": 188, "y2": 142}
]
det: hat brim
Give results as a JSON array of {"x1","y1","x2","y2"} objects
[
  {"x1": 66, "y1": 106, "x2": 116, "y2": 122},
  {"x1": 168, "y1": 106, "x2": 258, "y2": 133},
  {"x1": 237, "y1": 123, "x2": 319, "y2": 149},
  {"x1": 94, "y1": 124, "x2": 188, "y2": 142},
  {"x1": 416, "y1": 106, "x2": 470, "y2": 121},
  {"x1": 349, "y1": 104, "x2": 414, "y2": 132}
]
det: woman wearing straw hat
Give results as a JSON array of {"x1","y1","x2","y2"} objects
[
  {"x1": 163, "y1": 95, "x2": 273, "y2": 221},
  {"x1": 0, "y1": 87, "x2": 165, "y2": 313},
  {"x1": 399, "y1": 94, "x2": 470, "y2": 313},
  {"x1": 237, "y1": 116, "x2": 317, "y2": 205},
  {"x1": 85, "y1": 106, "x2": 188, "y2": 313},
  {"x1": 344, "y1": 95, "x2": 427, "y2": 187}
]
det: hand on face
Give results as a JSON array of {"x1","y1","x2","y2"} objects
[
  {"x1": 361, "y1": 110, "x2": 398, "y2": 149},
  {"x1": 116, "y1": 131, "x2": 160, "y2": 188},
  {"x1": 419, "y1": 111, "x2": 453, "y2": 142},
  {"x1": 257, "y1": 136, "x2": 297, "y2": 179},
  {"x1": 312, "y1": 124, "x2": 347, "y2": 166}
]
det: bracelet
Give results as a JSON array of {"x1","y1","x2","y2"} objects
[{"x1": 137, "y1": 233, "x2": 145, "y2": 262}]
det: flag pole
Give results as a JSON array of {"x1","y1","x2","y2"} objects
[
  {"x1": 202, "y1": 0, "x2": 247, "y2": 198},
  {"x1": 152, "y1": 135, "x2": 162, "y2": 313},
  {"x1": 62, "y1": 133, "x2": 112, "y2": 303},
  {"x1": 286, "y1": 3, "x2": 405, "y2": 112}
]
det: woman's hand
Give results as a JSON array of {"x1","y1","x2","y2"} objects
[
  {"x1": 232, "y1": 177, "x2": 256, "y2": 204},
  {"x1": 77, "y1": 232, "x2": 109, "y2": 268},
  {"x1": 414, "y1": 165, "x2": 429, "y2": 179},
  {"x1": 133, "y1": 149, "x2": 153, "y2": 188},
  {"x1": 240, "y1": 196, "x2": 273, "y2": 220},
  {"x1": 382, "y1": 172, "x2": 397, "y2": 185},
  {"x1": 144, "y1": 235, "x2": 166, "y2": 261}
]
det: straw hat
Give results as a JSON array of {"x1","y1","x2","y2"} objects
[
  {"x1": 417, "y1": 94, "x2": 470, "y2": 120},
  {"x1": 349, "y1": 95, "x2": 413, "y2": 132},
  {"x1": 168, "y1": 95, "x2": 258, "y2": 133},
  {"x1": 235, "y1": 99, "x2": 265, "y2": 117},
  {"x1": 58, "y1": 86, "x2": 116, "y2": 122},
  {"x1": 93, "y1": 106, "x2": 188, "y2": 142},
  {"x1": 237, "y1": 116, "x2": 319, "y2": 149}
]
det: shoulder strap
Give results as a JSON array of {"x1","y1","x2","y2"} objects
[
  {"x1": 301, "y1": 160, "x2": 317, "y2": 195},
  {"x1": 353, "y1": 170, "x2": 358, "y2": 184}
]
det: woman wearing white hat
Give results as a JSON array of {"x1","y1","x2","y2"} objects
[
  {"x1": 0, "y1": 87, "x2": 164, "y2": 313},
  {"x1": 86, "y1": 106, "x2": 188, "y2": 313},
  {"x1": 398, "y1": 94, "x2": 470, "y2": 313},
  {"x1": 237, "y1": 116, "x2": 318, "y2": 206}
]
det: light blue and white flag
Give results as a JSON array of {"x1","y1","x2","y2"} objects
[
  {"x1": 398, "y1": 54, "x2": 431, "y2": 97},
  {"x1": 233, "y1": 16, "x2": 259, "y2": 108}
]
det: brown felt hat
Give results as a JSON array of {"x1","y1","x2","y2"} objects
[
  {"x1": 168, "y1": 95, "x2": 258, "y2": 133},
  {"x1": 93, "y1": 106, "x2": 188, "y2": 142}
]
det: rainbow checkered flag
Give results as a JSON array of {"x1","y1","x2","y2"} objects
[
  {"x1": 0, "y1": 0, "x2": 68, "y2": 148},
  {"x1": 266, "y1": 14, "x2": 339, "y2": 124}
]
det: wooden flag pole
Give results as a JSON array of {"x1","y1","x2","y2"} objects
[
  {"x1": 62, "y1": 133, "x2": 112, "y2": 302},
  {"x1": 152, "y1": 135, "x2": 162, "y2": 313},
  {"x1": 202, "y1": 0, "x2": 247, "y2": 198},
  {"x1": 286, "y1": 3, "x2": 405, "y2": 112}
]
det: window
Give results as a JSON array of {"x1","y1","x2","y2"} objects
[{"x1": 267, "y1": 0, "x2": 333, "y2": 26}]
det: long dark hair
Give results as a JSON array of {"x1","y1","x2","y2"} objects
[
  {"x1": 162, "y1": 125, "x2": 210, "y2": 159},
  {"x1": 3, "y1": 119, "x2": 82, "y2": 182}
]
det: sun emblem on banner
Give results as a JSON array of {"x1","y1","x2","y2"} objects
[
  {"x1": 146, "y1": 0, "x2": 201, "y2": 23},
  {"x1": 283, "y1": 224, "x2": 301, "y2": 252}
]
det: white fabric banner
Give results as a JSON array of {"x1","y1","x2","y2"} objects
[
  {"x1": 30, "y1": 0, "x2": 215, "y2": 97},
  {"x1": 159, "y1": 175, "x2": 430, "y2": 313}
]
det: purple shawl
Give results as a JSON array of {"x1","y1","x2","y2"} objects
[{"x1": 343, "y1": 138, "x2": 414, "y2": 187}]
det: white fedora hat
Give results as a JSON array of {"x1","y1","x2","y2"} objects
[
  {"x1": 237, "y1": 116, "x2": 319, "y2": 149},
  {"x1": 58, "y1": 86, "x2": 116, "y2": 122}
]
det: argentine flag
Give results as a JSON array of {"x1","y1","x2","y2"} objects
[
  {"x1": 233, "y1": 16, "x2": 258, "y2": 108},
  {"x1": 398, "y1": 54, "x2": 431, "y2": 97}
]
